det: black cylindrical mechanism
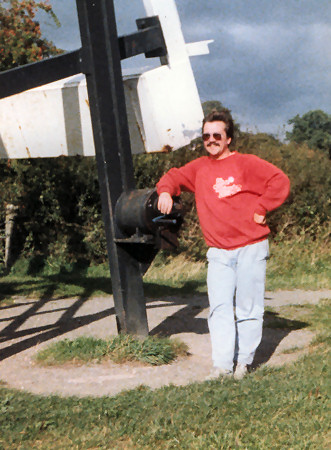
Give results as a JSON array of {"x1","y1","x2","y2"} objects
[{"x1": 115, "y1": 188, "x2": 182, "y2": 237}]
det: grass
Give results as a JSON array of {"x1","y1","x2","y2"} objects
[
  {"x1": 144, "y1": 253, "x2": 207, "y2": 296},
  {"x1": 282, "y1": 346, "x2": 301, "y2": 354},
  {"x1": 0, "y1": 260, "x2": 113, "y2": 302},
  {"x1": 0, "y1": 227, "x2": 329, "y2": 448},
  {"x1": 266, "y1": 227, "x2": 330, "y2": 291},
  {"x1": 35, "y1": 335, "x2": 189, "y2": 366},
  {"x1": 277, "y1": 298, "x2": 331, "y2": 346},
  {"x1": 0, "y1": 300, "x2": 330, "y2": 448},
  {"x1": 0, "y1": 232, "x2": 330, "y2": 304},
  {"x1": 145, "y1": 230, "x2": 331, "y2": 293}
]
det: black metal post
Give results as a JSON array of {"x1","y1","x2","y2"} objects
[
  {"x1": 0, "y1": 0, "x2": 168, "y2": 336},
  {"x1": 75, "y1": 0, "x2": 149, "y2": 336}
]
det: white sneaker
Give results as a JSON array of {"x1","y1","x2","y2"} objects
[
  {"x1": 234, "y1": 363, "x2": 248, "y2": 380},
  {"x1": 205, "y1": 367, "x2": 233, "y2": 381}
]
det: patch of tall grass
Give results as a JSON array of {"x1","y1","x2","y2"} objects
[
  {"x1": 267, "y1": 224, "x2": 330, "y2": 290},
  {"x1": 35, "y1": 335, "x2": 189, "y2": 366},
  {"x1": 145, "y1": 226, "x2": 330, "y2": 292}
]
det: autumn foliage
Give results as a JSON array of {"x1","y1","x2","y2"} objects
[{"x1": 0, "y1": 0, "x2": 60, "y2": 71}]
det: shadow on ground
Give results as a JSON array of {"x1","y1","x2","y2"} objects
[
  {"x1": 0, "y1": 288, "x2": 114, "y2": 362},
  {"x1": 0, "y1": 284, "x2": 309, "y2": 369}
]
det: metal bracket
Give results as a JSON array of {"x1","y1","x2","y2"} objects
[{"x1": 119, "y1": 16, "x2": 167, "y2": 60}]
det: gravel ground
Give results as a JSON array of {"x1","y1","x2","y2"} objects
[{"x1": 0, "y1": 289, "x2": 330, "y2": 398}]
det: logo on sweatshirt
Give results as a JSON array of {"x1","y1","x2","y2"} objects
[{"x1": 213, "y1": 176, "x2": 242, "y2": 198}]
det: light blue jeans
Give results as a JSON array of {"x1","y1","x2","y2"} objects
[{"x1": 207, "y1": 240, "x2": 269, "y2": 372}]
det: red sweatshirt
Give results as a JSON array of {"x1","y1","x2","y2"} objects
[{"x1": 157, "y1": 151, "x2": 290, "y2": 250}]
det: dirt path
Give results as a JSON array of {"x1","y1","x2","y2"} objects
[{"x1": 0, "y1": 290, "x2": 330, "y2": 397}]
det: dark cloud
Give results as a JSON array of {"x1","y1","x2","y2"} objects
[
  {"x1": 177, "y1": 0, "x2": 331, "y2": 30},
  {"x1": 185, "y1": 2, "x2": 331, "y2": 134},
  {"x1": 39, "y1": 0, "x2": 331, "y2": 136}
]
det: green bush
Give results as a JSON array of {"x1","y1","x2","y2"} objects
[
  {"x1": 0, "y1": 157, "x2": 106, "y2": 265},
  {"x1": 236, "y1": 133, "x2": 331, "y2": 235},
  {"x1": 286, "y1": 110, "x2": 331, "y2": 159},
  {"x1": 0, "y1": 130, "x2": 329, "y2": 266}
]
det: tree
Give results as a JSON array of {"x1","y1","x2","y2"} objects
[
  {"x1": 0, "y1": 1, "x2": 69, "y2": 269},
  {"x1": 286, "y1": 110, "x2": 331, "y2": 159},
  {"x1": 0, "y1": 0, "x2": 60, "y2": 71},
  {"x1": 202, "y1": 100, "x2": 226, "y2": 116}
]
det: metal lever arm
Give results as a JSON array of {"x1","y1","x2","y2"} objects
[{"x1": 152, "y1": 214, "x2": 179, "y2": 225}]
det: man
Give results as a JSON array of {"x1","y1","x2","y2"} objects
[{"x1": 157, "y1": 110, "x2": 290, "y2": 380}]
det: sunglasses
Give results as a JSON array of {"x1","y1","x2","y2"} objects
[{"x1": 202, "y1": 133, "x2": 223, "y2": 141}]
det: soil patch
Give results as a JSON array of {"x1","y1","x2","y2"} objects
[{"x1": 0, "y1": 290, "x2": 329, "y2": 397}]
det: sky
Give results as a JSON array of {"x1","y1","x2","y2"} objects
[{"x1": 38, "y1": 0, "x2": 331, "y2": 139}]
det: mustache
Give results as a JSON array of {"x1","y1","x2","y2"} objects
[{"x1": 207, "y1": 142, "x2": 220, "y2": 147}]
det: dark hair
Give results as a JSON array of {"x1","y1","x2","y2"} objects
[{"x1": 202, "y1": 110, "x2": 234, "y2": 140}]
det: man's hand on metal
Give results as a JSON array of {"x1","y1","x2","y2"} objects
[{"x1": 158, "y1": 192, "x2": 173, "y2": 214}]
